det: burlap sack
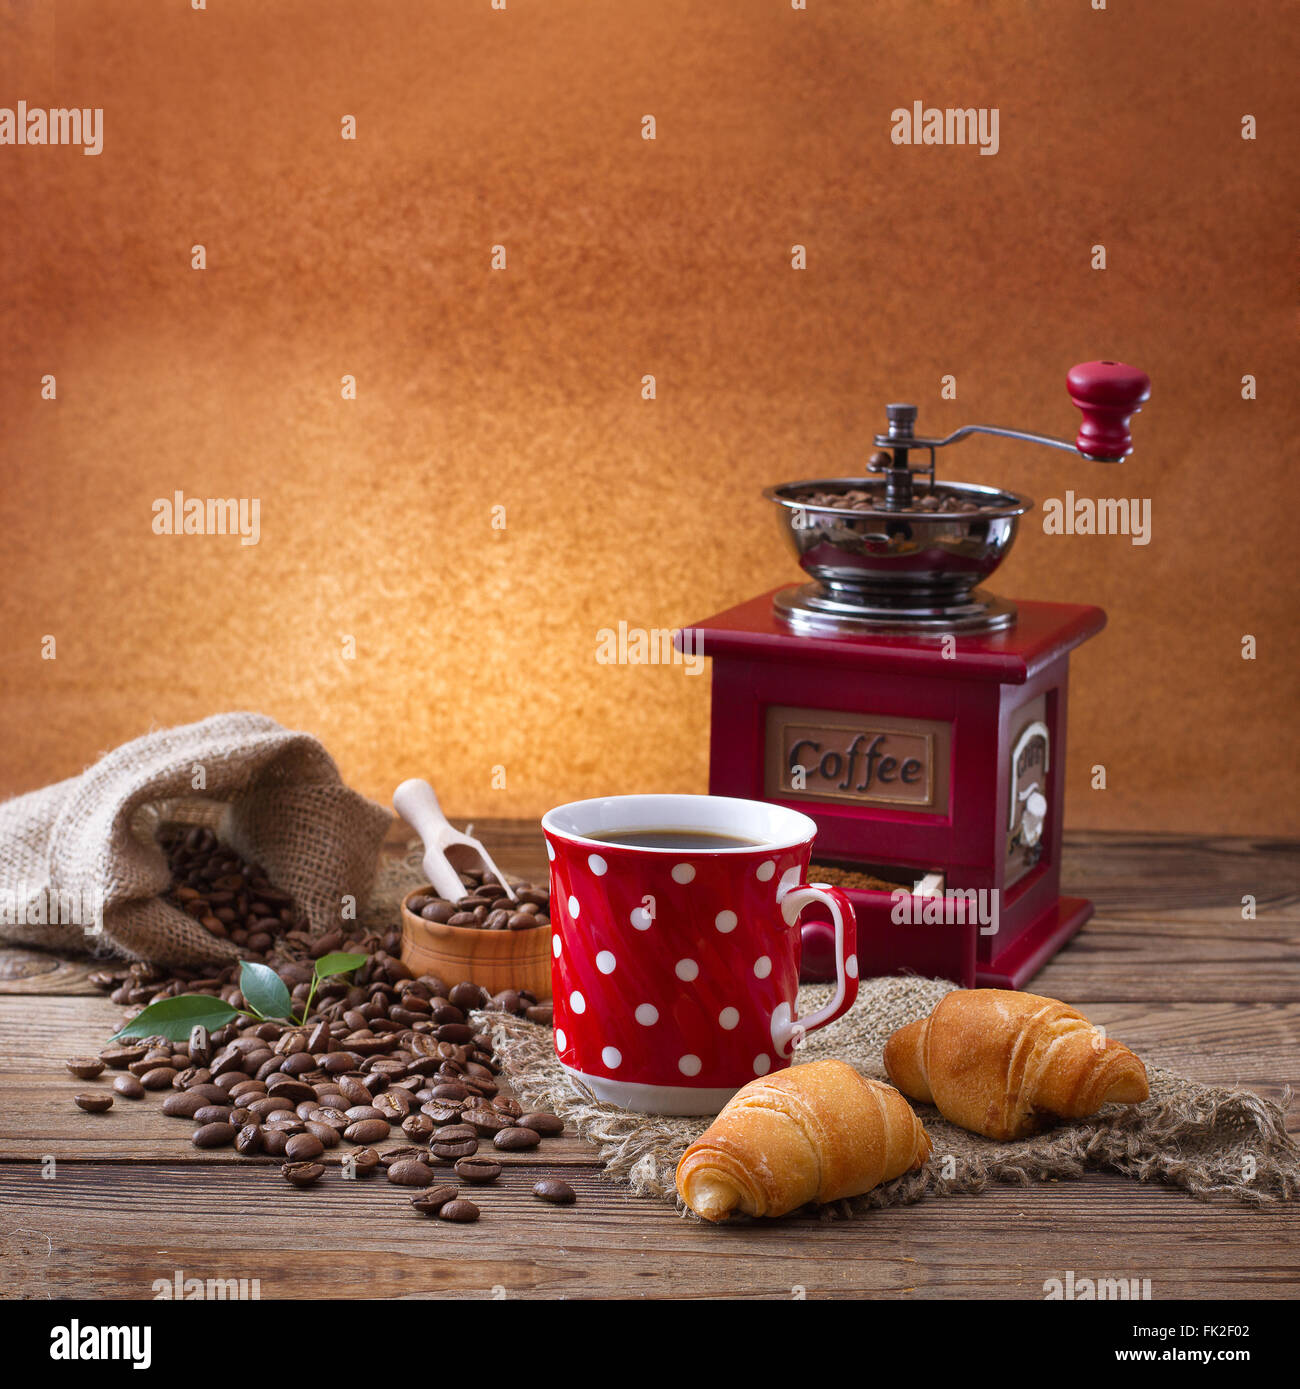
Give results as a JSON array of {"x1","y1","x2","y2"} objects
[
  {"x1": 0, "y1": 712, "x2": 392, "y2": 965},
  {"x1": 479, "y1": 977, "x2": 1300, "y2": 1215}
]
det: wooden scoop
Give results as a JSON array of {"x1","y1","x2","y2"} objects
[{"x1": 392, "y1": 779, "x2": 518, "y2": 905}]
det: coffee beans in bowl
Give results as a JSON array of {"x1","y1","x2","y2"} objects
[{"x1": 400, "y1": 869, "x2": 552, "y2": 1000}]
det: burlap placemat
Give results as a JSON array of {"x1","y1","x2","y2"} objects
[{"x1": 396, "y1": 844, "x2": 1300, "y2": 1215}]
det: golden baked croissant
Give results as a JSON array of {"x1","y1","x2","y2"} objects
[
  {"x1": 883, "y1": 988, "x2": 1149, "y2": 1140},
  {"x1": 676, "y1": 1058, "x2": 931, "y2": 1221}
]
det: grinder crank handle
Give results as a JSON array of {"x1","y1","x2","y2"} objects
[{"x1": 1066, "y1": 360, "x2": 1151, "y2": 461}]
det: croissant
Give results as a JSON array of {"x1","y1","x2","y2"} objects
[
  {"x1": 883, "y1": 988, "x2": 1149, "y2": 1140},
  {"x1": 675, "y1": 1058, "x2": 931, "y2": 1221}
]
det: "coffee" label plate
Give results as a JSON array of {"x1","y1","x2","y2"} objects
[{"x1": 764, "y1": 706, "x2": 951, "y2": 812}]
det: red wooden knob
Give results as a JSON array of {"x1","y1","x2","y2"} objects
[{"x1": 1067, "y1": 360, "x2": 1151, "y2": 460}]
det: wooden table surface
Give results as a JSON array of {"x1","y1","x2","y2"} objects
[{"x1": 1, "y1": 825, "x2": 1297, "y2": 1301}]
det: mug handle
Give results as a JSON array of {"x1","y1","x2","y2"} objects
[{"x1": 774, "y1": 881, "x2": 859, "y2": 1054}]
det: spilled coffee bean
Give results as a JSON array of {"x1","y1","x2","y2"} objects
[
  {"x1": 74, "y1": 1093, "x2": 113, "y2": 1113},
  {"x1": 454, "y1": 1156, "x2": 502, "y2": 1184},
  {"x1": 410, "y1": 1184, "x2": 460, "y2": 1215},
  {"x1": 438, "y1": 1199, "x2": 480, "y2": 1223},
  {"x1": 533, "y1": 1178, "x2": 577, "y2": 1204},
  {"x1": 282, "y1": 1160, "x2": 325, "y2": 1187},
  {"x1": 66, "y1": 1057, "x2": 106, "y2": 1080}
]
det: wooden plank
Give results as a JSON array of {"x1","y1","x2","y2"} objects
[
  {"x1": 2, "y1": 995, "x2": 1295, "y2": 1159},
  {"x1": 1, "y1": 1163, "x2": 1295, "y2": 1300},
  {"x1": 0, "y1": 949, "x2": 103, "y2": 997},
  {"x1": 1035, "y1": 914, "x2": 1300, "y2": 1003}
]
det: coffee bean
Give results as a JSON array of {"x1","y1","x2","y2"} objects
[
  {"x1": 387, "y1": 1158, "x2": 435, "y2": 1187},
  {"x1": 438, "y1": 1199, "x2": 480, "y2": 1223},
  {"x1": 494, "y1": 1127, "x2": 541, "y2": 1151},
  {"x1": 235, "y1": 1123, "x2": 263, "y2": 1154},
  {"x1": 261, "y1": 1128, "x2": 289, "y2": 1156},
  {"x1": 410, "y1": 1184, "x2": 460, "y2": 1215},
  {"x1": 532, "y1": 1178, "x2": 576, "y2": 1204},
  {"x1": 306, "y1": 1020, "x2": 331, "y2": 1052},
  {"x1": 421, "y1": 1103, "x2": 466, "y2": 1124},
  {"x1": 282, "y1": 1160, "x2": 325, "y2": 1187},
  {"x1": 66, "y1": 1056, "x2": 106, "y2": 1080},
  {"x1": 285, "y1": 1132, "x2": 325, "y2": 1162},
  {"x1": 431, "y1": 1137, "x2": 479, "y2": 1161},
  {"x1": 344, "y1": 1104, "x2": 386, "y2": 1122},
  {"x1": 433, "y1": 1122, "x2": 476, "y2": 1142},
  {"x1": 162, "y1": 1091, "x2": 208, "y2": 1118},
  {"x1": 247, "y1": 1096, "x2": 293, "y2": 1118},
  {"x1": 265, "y1": 1078, "x2": 316, "y2": 1103},
  {"x1": 402, "y1": 1113, "x2": 434, "y2": 1140},
  {"x1": 140, "y1": 1066, "x2": 179, "y2": 1090},
  {"x1": 454, "y1": 1156, "x2": 502, "y2": 1184},
  {"x1": 449, "y1": 982, "x2": 486, "y2": 1011},
  {"x1": 344, "y1": 1118, "x2": 391, "y2": 1145},
  {"x1": 524, "y1": 1003, "x2": 554, "y2": 1025},
  {"x1": 491, "y1": 1096, "x2": 523, "y2": 1118},
  {"x1": 112, "y1": 1074, "x2": 145, "y2": 1099},
  {"x1": 304, "y1": 1121, "x2": 341, "y2": 1148},
  {"x1": 309, "y1": 1107, "x2": 352, "y2": 1132},
  {"x1": 374, "y1": 1091, "x2": 411, "y2": 1120},
  {"x1": 187, "y1": 1082, "x2": 231, "y2": 1104},
  {"x1": 74, "y1": 1092, "x2": 113, "y2": 1113},
  {"x1": 507, "y1": 913, "x2": 537, "y2": 931},
  {"x1": 336, "y1": 1075, "x2": 373, "y2": 1105},
  {"x1": 347, "y1": 1147, "x2": 381, "y2": 1176},
  {"x1": 99, "y1": 1044, "x2": 147, "y2": 1069},
  {"x1": 464, "y1": 1107, "x2": 512, "y2": 1136},
  {"x1": 517, "y1": 1111, "x2": 564, "y2": 1136},
  {"x1": 192, "y1": 1104, "x2": 234, "y2": 1125},
  {"x1": 192, "y1": 1122, "x2": 237, "y2": 1148}
]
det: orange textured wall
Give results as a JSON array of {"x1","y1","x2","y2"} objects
[{"x1": 0, "y1": 0, "x2": 1296, "y2": 834}]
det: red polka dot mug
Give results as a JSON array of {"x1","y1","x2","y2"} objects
[{"x1": 540, "y1": 794, "x2": 859, "y2": 1114}]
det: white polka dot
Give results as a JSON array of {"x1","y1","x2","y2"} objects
[
  {"x1": 714, "y1": 909, "x2": 737, "y2": 934},
  {"x1": 753, "y1": 1053, "x2": 771, "y2": 1075},
  {"x1": 588, "y1": 853, "x2": 608, "y2": 876},
  {"x1": 718, "y1": 1007, "x2": 740, "y2": 1030},
  {"x1": 846, "y1": 953, "x2": 859, "y2": 979},
  {"x1": 567, "y1": 895, "x2": 580, "y2": 919},
  {"x1": 671, "y1": 863, "x2": 696, "y2": 884},
  {"x1": 546, "y1": 841, "x2": 556, "y2": 861},
  {"x1": 602, "y1": 1046, "x2": 622, "y2": 1069},
  {"x1": 675, "y1": 958, "x2": 699, "y2": 982},
  {"x1": 552, "y1": 934, "x2": 562, "y2": 958},
  {"x1": 556, "y1": 1028, "x2": 566, "y2": 1050},
  {"x1": 569, "y1": 990, "x2": 586, "y2": 1014},
  {"x1": 596, "y1": 950, "x2": 617, "y2": 974},
  {"x1": 753, "y1": 955, "x2": 772, "y2": 979},
  {"x1": 770, "y1": 1001, "x2": 792, "y2": 1049},
  {"x1": 635, "y1": 1003, "x2": 659, "y2": 1026},
  {"x1": 678, "y1": 1054, "x2": 702, "y2": 1077},
  {"x1": 630, "y1": 906, "x2": 653, "y2": 931},
  {"x1": 756, "y1": 860, "x2": 775, "y2": 882}
]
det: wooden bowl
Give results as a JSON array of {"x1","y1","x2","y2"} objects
[{"x1": 399, "y1": 886, "x2": 552, "y2": 999}]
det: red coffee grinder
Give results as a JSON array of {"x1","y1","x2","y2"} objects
[{"x1": 679, "y1": 362, "x2": 1151, "y2": 988}]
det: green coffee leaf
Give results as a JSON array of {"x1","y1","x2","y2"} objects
[
  {"x1": 111, "y1": 995, "x2": 241, "y2": 1042},
  {"x1": 313, "y1": 951, "x2": 367, "y2": 980},
  {"x1": 238, "y1": 960, "x2": 293, "y2": 1021}
]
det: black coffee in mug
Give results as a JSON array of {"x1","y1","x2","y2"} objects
[{"x1": 584, "y1": 828, "x2": 766, "y2": 850}]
